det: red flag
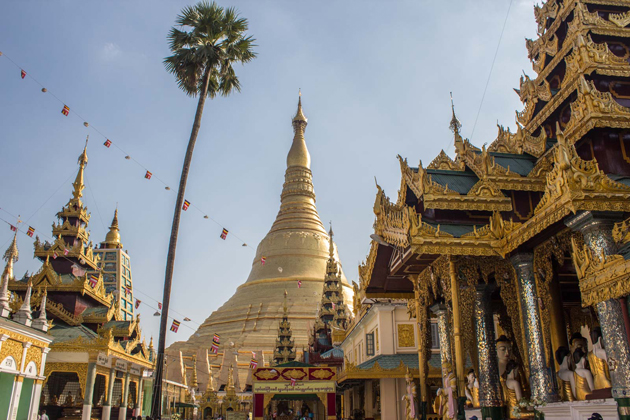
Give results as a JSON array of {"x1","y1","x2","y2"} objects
[
  {"x1": 21, "y1": 70, "x2": 26, "y2": 79},
  {"x1": 63, "y1": 248, "x2": 69, "y2": 256},
  {"x1": 182, "y1": 200, "x2": 190, "y2": 211},
  {"x1": 220, "y1": 228, "x2": 228, "y2": 240},
  {"x1": 10, "y1": 225, "x2": 17, "y2": 232},
  {"x1": 290, "y1": 378, "x2": 296, "y2": 387},
  {"x1": 297, "y1": 280, "x2": 302, "y2": 288},
  {"x1": 250, "y1": 359, "x2": 258, "y2": 369},
  {"x1": 261, "y1": 256, "x2": 266, "y2": 265},
  {"x1": 210, "y1": 344, "x2": 219, "y2": 354},
  {"x1": 61, "y1": 105, "x2": 70, "y2": 116},
  {"x1": 145, "y1": 171, "x2": 152, "y2": 180},
  {"x1": 158, "y1": 302, "x2": 162, "y2": 310},
  {"x1": 135, "y1": 299, "x2": 141, "y2": 309},
  {"x1": 104, "y1": 139, "x2": 112, "y2": 148},
  {"x1": 26, "y1": 226, "x2": 35, "y2": 237},
  {"x1": 170, "y1": 320, "x2": 181, "y2": 333},
  {"x1": 123, "y1": 286, "x2": 131, "y2": 295},
  {"x1": 89, "y1": 275, "x2": 98, "y2": 287},
  {"x1": 52, "y1": 252, "x2": 58, "y2": 259}
]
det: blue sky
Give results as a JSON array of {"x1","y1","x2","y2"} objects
[{"x1": 0, "y1": 0, "x2": 537, "y2": 346}]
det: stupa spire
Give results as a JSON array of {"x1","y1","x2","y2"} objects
[
  {"x1": 102, "y1": 208, "x2": 122, "y2": 249},
  {"x1": 14, "y1": 279, "x2": 33, "y2": 326},
  {"x1": 287, "y1": 91, "x2": 310, "y2": 169},
  {"x1": 0, "y1": 232, "x2": 19, "y2": 317},
  {"x1": 273, "y1": 290, "x2": 296, "y2": 365},
  {"x1": 72, "y1": 137, "x2": 89, "y2": 203}
]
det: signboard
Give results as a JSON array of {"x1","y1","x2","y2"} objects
[
  {"x1": 130, "y1": 366, "x2": 142, "y2": 376},
  {"x1": 97, "y1": 353, "x2": 110, "y2": 367},
  {"x1": 253, "y1": 381, "x2": 335, "y2": 393},
  {"x1": 115, "y1": 360, "x2": 128, "y2": 372},
  {"x1": 226, "y1": 413, "x2": 247, "y2": 420}
]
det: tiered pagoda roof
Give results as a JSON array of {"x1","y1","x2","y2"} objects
[{"x1": 8, "y1": 141, "x2": 154, "y2": 369}]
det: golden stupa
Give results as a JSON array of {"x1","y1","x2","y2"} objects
[{"x1": 166, "y1": 96, "x2": 353, "y2": 389}]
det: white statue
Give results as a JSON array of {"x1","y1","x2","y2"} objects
[
  {"x1": 573, "y1": 348, "x2": 594, "y2": 400},
  {"x1": 555, "y1": 346, "x2": 576, "y2": 401}
]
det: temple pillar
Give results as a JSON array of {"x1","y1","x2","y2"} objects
[
  {"x1": 8, "y1": 376, "x2": 24, "y2": 420},
  {"x1": 566, "y1": 211, "x2": 630, "y2": 418},
  {"x1": 413, "y1": 277, "x2": 429, "y2": 420},
  {"x1": 119, "y1": 372, "x2": 130, "y2": 420},
  {"x1": 133, "y1": 377, "x2": 144, "y2": 417},
  {"x1": 101, "y1": 367, "x2": 116, "y2": 420},
  {"x1": 430, "y1": 304, "x2": 453, "y2": 366},
  {"x1": 449, "y1": 259, "x2": 466, "y2": 419},
  {"x1": 474, "y1": 284, "x2": 505, "y2": 420},
  {"x1": 510, "y1": 253, "x2": 559, "y2": 403},
  {"x1": 28, "y1": 379, "x2": 44, "y2": 420},
  {"x1": 82, "y1": 363, "x2": 97, "y2": 420},
  {"x1": 380, "y1": 378, "x2": 398, "y2": 420}
]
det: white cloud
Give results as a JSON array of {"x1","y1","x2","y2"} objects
[{"x1": 100, "y1": 42, "x2": 121, "y2": 61}]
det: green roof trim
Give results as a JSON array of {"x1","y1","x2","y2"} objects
[
  {"x1": 490, "y1": 152, "x2": 536, "y2": 176},
  {"x1": 426, "y1": 170, "x2": 479, "y2": 194},
  {"x1": 49, "y1": 322, "x2": 99, "y2": 342}
]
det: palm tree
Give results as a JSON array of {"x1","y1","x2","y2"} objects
[{"x1": 151, "y1": 2, "x2": 255, "y2": 415}]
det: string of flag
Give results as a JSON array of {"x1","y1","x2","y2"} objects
[
  {"x1": 0, "y1": 209, "x2": 200, "y2": 334},
  {"x1": 0, "y1": 51, "x2": 256, "y2": 250}
]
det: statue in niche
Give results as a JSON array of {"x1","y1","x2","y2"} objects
[
  {"x1": 573, "y1": 348, "x2": 594, "y2": 401},
  {"x1": 64, "y1": 392, "x2": 74, "y2": 407},
  {"x1": 569, "y1": 332, "x2": 588, "y2": 366},
  {"x1": 432, "y1": 388, "x2": 448, "y2": 420},
  {"x1": 441, "y1": 362, "x2": 457, "y2": 419},
  {"x1": 588, "y1": 327, "x2": 612, "y2": 390},
  {"x1": 464, "y1": 369, "x2": 480, "y2": 408},
  {"x1": 555, "y1": 346, "x2": 576, "y2": 401},
  {"x1": 502, "y1": 360, "x2": 523, "y2": 418},
  {"x1": 496, "y1": 335, "x2": 513, "y2": 377},
  {"x1": 402, "y1": 368, "x2": 418, "y2": 420}
]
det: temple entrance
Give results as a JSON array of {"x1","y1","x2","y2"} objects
[{"x1": 203, "y1": 407, "x2": 212, "y2": 418}]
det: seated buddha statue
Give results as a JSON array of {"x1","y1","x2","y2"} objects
[
  {"x1": 555, "y1": 346, "x2": 575, "y2": 401},
  {"x1": 588, "y1": 327, "x2": 612, "y2": 390},
  {"x1": 573, "y1": 348, "x2": 594, "y2": 401},
  {"x1": 64, "y1": 392, "x2": 74, "y2": 407}
]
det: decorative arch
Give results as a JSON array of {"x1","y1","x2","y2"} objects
[
  {"x1": 24, "y1": 361, "x2": 38, "y2": 377},
  {"x1": 0, "y1": 356, "x2": 18, "y2": 372}
]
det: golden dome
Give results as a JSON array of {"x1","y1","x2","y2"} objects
[{"x1": 102, "y1": 209, "x2": 122, "y2": 249}]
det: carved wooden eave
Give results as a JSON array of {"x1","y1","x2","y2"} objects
[
  {"x1": 515, "y1": 74, "x2": 553, "y2": 108},
  {"x1": 613, "y1": 217, "x2": 630, "y2": 246},
  {"x1": 534, "y1": 0, "x2": 560, "y2": 36},
  {"x1": 522, "y1": 34, "x2": 630, "y2": 137},
  {"x1": 488, "y1": 124, "x2": 547, "y2": 158},
  {"x1": 527, "y1": 33, "x2": 559, "y2": 74},
  {"x1": 51, "y1": 332, "x2": 154, "y2": 369},
  {"x1": 338, "y1": 360, "x2": 439, "y2": 383},
  {"x1": 33, "y1": 236, "x2": 100, "y2": 270},
  {"x1": 497, "y1": 128, "x2": 630, "y2": 255},
  {"x1": 562, "y1": 76, "x2": 630, "y2": 143},
  {"x1": 52, "y1": 219, "x2": 90, "y2": 243},
  {"x1": 373, "y1": 181, "x2": 413, "y2": 248},
  {"x1": 428, "y1": 178, "x2": 513, "y2": 212},
  {"x1": 427, "y1": 150, "x2": 464, "y2": 171},
  {"x1": 571, "y1": 237, "x2": 630, "y2": 307},
  {"x1": 10, "y1": 262, "x2": 113, "y2": 307}
]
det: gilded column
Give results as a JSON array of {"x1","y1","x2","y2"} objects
[
  {"x1": 510, "y1": 253, "x2": 559, "y2": 403},
  {"x1": 449, "y1": 259, "x2": 466, "y2": 415},
  {"x1": 566, "y1": 212, "x2": 630, "y2": 413},
  {"x1": 414, "y1": 277, "x2": 429, "y2": 420},
  {"x1": 102, "y1": 367, "x2": 116, "y2": 420},
  {"x1": 474, "y1": 284, "x2": 504, "y2": 420},
  {"x1": 119, "y1": 371, "x2": 130, "y2": 420},
  {"x1": 431, "y1": 304, "x2": 453, "y2": 367},
  {"x1": 82, "y1": 363, "x2": 97, "y2": 420}
]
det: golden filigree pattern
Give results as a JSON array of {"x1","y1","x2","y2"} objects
[{"x1": 397, "y1": 324, "x2": 415, "y2": 348}]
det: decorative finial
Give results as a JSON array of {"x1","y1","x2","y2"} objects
[
  {"x1": 449, "y1": 92, "x2": 462, "y2": 135},
  {"x1": 33, "y1": 287, "x2": 48, "y2": 332},
  {"x1": 15, "y1": 279, "x2": 33, "y2": 326},
  {"x1": 287, "y1": 93, "x2": 311, "y2": 168},
  {"x1": 0, "y1": 232, "x2": 18, "y2": 317},
  {"x1": 103, "y1": 208, "x2": 122, "y2": 248},
  {"x1": 72, "y1": 138, "x2": 89, "y2": 202},
  {"x1": 3, "y1": 231, "x2": 19, "y2": 264},
  {"x1": 328, "y1": 222, "x2": 335, "y2": 258}
]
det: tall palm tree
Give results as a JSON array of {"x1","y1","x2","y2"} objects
[{"x1": 151, "y1": 2, "x2": 255, "y2": 415}]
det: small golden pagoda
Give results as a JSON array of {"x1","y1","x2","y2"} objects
[{"x1": 273, "y1": 291, "x2": 296, "y2": 366}]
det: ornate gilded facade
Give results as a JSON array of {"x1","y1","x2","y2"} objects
[{"x1": 352, "y1": 1, "x2": 630, "y2": 419}]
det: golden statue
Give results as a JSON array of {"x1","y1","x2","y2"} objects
[
  {"x1": 555, "y1": 346, "x2": 575, "y2": 402},
  {"x1": 402, "y1": 368, "x2": 417, "y2": 419},
  {"x1": 64, "y1": 392, "x2": 74, "y2": 407},
  {"x1": 588, "y1": 327, "x2": 612, "y2": 390},
  {"x1": 465, "y1": 369, "x2": 480, "y2": 408},
  {"x1": 441, "y1": 362, "x2": 457, "y2": 419},
  {"x1": 501, "y1": 361, "x2": 523, "y2": 418},
  {"x1": 573, "y1": 348, "x2": 594, "y2": 401},
  {"x1": 432, "y1": 388, "x2": 448, "y2": 420}
]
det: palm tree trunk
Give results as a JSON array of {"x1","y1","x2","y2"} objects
[{"x1": 151, "y1": 68, "x2": 212, "y2": 418}]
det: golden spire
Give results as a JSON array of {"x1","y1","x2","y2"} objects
[
  {"x1": 287, "y1": 91, "x2": 311, "y2": 169},
  {"x1": 227, "y1": 364, "x2": 235, "y2": 390},
  {"x1": 72, "y1": 137, "x2": 89, "y2": 203},
  {"x1": 328, "y1": 223, "x2": 334, "y2": 259},
  {"x1": 103, "y1": 208, "x2": 122, "y2": 248},
  {"x1": 191, "y1": 354, "x2": 199, "y2": 389},
  {"x1": 283, "y1": 289, "x2": 288, "y2": 315}
]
